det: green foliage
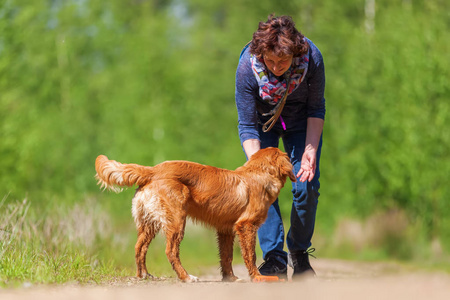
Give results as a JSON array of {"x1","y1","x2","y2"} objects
[
  {"x1": 1, "y1": 0, "x2": 449, "y2": 271},
  {"x1": 314, "y1": 0, "x2": 450, "y2": 254},
  {"x1": 0, "y1": 198, "x2": 125, "y2": 286}
]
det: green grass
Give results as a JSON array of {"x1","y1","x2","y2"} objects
[
  {"x1": 1, "y1": 244, "x2": 123, "y2": 287},
  {"x1": 0, "y1": 196, "x2": 129, "y2": 287},
  {"x1": 0, "y1": 195, "x2": 236, "y2": 287}
]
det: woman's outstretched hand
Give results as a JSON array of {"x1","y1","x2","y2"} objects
[{"x1": 296, "y1": 145, "x2": 317, "y2": 182}]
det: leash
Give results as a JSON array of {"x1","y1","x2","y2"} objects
[{"x1": 261, "y1": 71, "x2": 291, "y2": 132}]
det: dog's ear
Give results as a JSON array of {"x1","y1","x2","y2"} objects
[
  {"x1": 287, "y1": 166, "x2": 296, "y2": 182},
  {"x1": 284, "y1": 160, "x2": 297, "y2": 183},
  {"x1": 276, "y1": 151, "x2": 296, "y2": 182}
]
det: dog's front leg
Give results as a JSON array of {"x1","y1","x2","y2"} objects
[
  {"x1": 235, "y1": 222, "x2": 260, "y2": 279},
  {"x1": 217, "y1": 231, "x2": 239, "y2": 282}
]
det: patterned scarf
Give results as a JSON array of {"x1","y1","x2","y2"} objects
[{"x1": 250, "y1": 49, "x2": 309, "y2": 105}]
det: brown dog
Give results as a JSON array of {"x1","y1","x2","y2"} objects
[{"x1": 95, "y1": 147, "x2": 295, "y2": 282}]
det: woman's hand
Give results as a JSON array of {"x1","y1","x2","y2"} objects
[
  {"x1": 297, "y1": 144, "x2": 317, "y2": 182},
  {"x1": 297, "y1": 117, "x2": 324, "y2": 182}
]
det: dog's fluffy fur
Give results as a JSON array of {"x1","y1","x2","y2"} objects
[{"x1": 95, "y1": 147, "x2": 295, "y2": 282}]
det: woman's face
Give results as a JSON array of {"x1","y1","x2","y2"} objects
[{"x1": 263, "y1": 52, "x2": 293, "y2": 76}]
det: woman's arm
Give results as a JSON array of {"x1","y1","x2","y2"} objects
[
  {"x1": 297, "y1": 117, "x2": 324, "y2": 182},
  {"x1": 235, "y1": 47, "x2": 261, "y2": 152},
  {"x1": 298, "y1": 41, "x2": 326, "y2": 182},
  {"x1": 242, "y1": 139, "x2": 261, "y2": 159}
]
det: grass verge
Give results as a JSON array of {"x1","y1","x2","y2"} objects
[
  {"x1": 0, "y1": 196, "x2": 130, "y2": 287},
  {"x1": 0, "y1": 194, "x2": 232, "y2": 287}
]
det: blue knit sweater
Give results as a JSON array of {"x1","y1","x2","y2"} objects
[{"x1": 235, "y1": 38, "x2": 326, "y2": 144}]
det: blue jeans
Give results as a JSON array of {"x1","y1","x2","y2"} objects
[{"x1": 256, "y1": 126, "x2": 322, "y2": 263}]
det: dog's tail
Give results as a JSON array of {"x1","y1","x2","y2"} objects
[{"x1": 95, "y1": 155, "x2": 153, "y2": 192}]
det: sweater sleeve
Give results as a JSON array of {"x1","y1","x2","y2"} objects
[
  {"x1": 235, "y1": 49, "x2": 260, "y2": 145},
  {"x1": 305, "y1": 41, "x2": 326, "y2": 120}
]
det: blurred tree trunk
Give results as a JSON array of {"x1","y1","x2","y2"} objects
[{"x1": 365, "y1": 0, "x2": 375, "y2": 34}]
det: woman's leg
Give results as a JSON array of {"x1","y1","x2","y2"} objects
[
  {"x1": 282, "y1": 130, "x2": 322, "y2": 253},
  {"x1": 254, "y1": 128, "x2": 287, "y2": 262}
]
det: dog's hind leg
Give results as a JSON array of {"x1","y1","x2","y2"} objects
[
  {"x1": 217, "y1": 231, "x2": 239, "y2": 282},
  {"x1": 135, "y1": 224, "x2": 158, "y2": 279},
  {"x1": 164, "y1": 218, "x2": 196, "y2": 282},
  {"x1": 148, "y1": 180, "x2": 195, "y2": 282}
]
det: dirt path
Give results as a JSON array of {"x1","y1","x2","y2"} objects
[{"x1": 1, "y1": 259, "x2": 450, "y2": 300}]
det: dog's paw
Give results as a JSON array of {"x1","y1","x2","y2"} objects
[
  {"x1": 137, "y1": 272, "x2": 154, "y2": 280},
  {"x1": 222, "y1": 275, "x2": 240, "y2": 282},
  {"x1": 183, "y1": 274, "x2": 199, "y2": 283}
]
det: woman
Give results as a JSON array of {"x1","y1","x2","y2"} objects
[{"x1": 235, "y1": 15, "x2": 325, "y2": 279}]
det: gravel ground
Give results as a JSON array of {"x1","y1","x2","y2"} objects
[{"x1": 1, "y1": 259, "x2": 449, "y2": 300}]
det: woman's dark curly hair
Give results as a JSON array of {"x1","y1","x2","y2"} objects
[{"x1": 250, "y1": 15, "x2": 308, "y2": 59}]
